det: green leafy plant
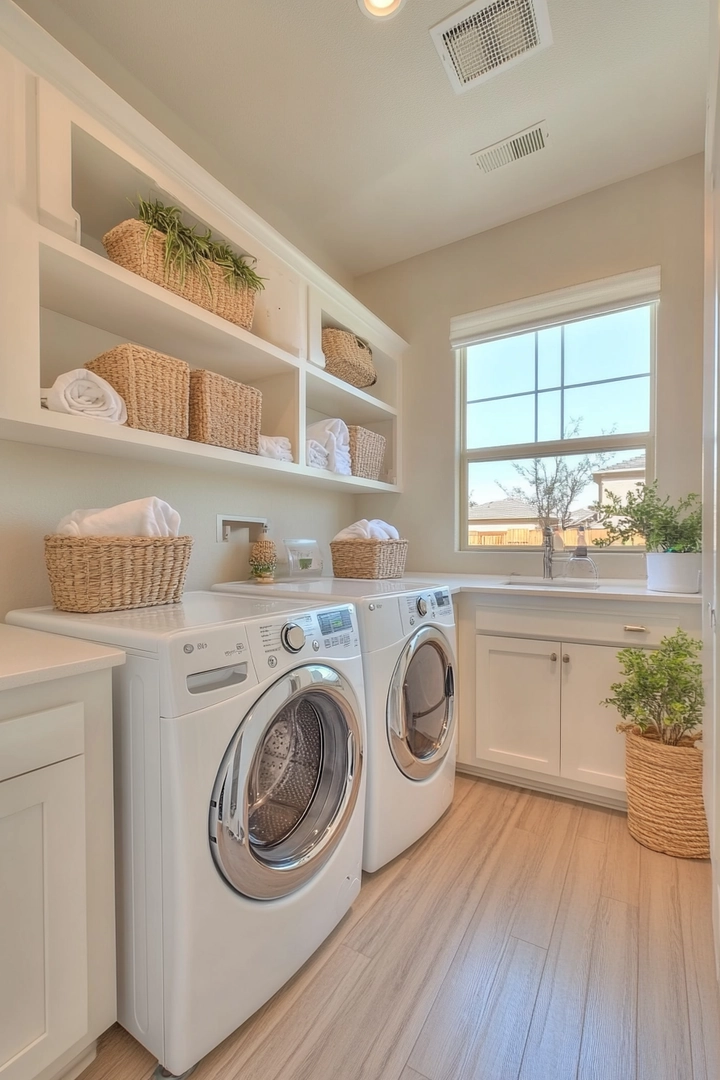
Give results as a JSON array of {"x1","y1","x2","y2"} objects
[
  {"x1": 136, "y1": 196, "x2": 265, "y2": 293},
  {"x1": 591, "y1": 481, "x2": 701, "y2": 552},
  {"x1": 602, "y1": 628, "x2": 704, "y2": 745}
]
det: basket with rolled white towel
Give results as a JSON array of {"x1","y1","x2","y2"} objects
[
  {"x1": 329, "y1": 519, "x2": 407, "y2": 579},
  {"x1": 43, "y1": 368, "x2": 127, "y2": 423},
  {"x1": 45, "y1": 497, "x2": 192, "y2": 613},
  {"x1": 306, "y1": 418, "x2": 352, "y2": 475}
]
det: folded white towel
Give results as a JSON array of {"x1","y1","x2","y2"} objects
[
  {"x1": 46, "y1": 369, "x2": 127, "y2": 424},
  {"x1": 306, "y1": 418, "x2": 351, "y2": 475},
  {"x1": 306, "y1": 439, "x2": 329, "y2": 469},
  {"x1": 332, "y1": 519, "x2": 401, "y2": 542},
  {"x1": 258, "y1": 435, "x2": 293, "y2": 462},
  {"x1": 56, "y1": 497, "x2": 181, "y2": 538}
]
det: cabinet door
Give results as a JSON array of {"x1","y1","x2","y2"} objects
[
  {"x1": 0, "y1": 754, "x2": 88, "y2": 1080},
  {"x1": 476, "y1": 635, "x2": 561, "y2": 775},
  {"x1": 560, "y1": 643, "x2": 626, "y2": 791}
]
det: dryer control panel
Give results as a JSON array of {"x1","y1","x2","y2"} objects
[
  {"x1": 245, "y1": 604, "x2": 361, "y2": 672},
  {"x1": 399, "y1": 588, "x2": 455, "y2": 636}
]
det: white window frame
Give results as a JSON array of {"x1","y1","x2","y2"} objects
[{"x1": 454, "y1": 268, "x2": 660, "y2": 553}]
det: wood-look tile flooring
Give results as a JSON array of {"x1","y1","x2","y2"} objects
[{"x1": 82, "y1": 776, "x2": 720, "y2": 1080}]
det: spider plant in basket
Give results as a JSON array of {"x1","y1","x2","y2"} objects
[
  {"x1": 602, "y1": 628, "x2": 708, "y2": 857},
  {"x1": 102, "y1": 196, "x2": 264, "y2": 330}
]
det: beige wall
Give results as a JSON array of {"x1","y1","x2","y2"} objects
[
  {"x1": 354, "y1": 155, "x2": 705, "y2": 577},
  {"x1": 0, "y1": 440, "x2": 355, "y2": 619}
]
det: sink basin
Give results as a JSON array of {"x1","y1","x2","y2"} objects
[{"x1": 502, "y1": 575, "x2": 600, "y2": 590}]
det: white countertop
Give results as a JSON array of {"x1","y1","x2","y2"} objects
[
  {"x1": 407, "y1": 573, "x2": 703, "y2": 604},
  {"x1": 0, "y1": 623, "x2": 125, "y2": 692}
]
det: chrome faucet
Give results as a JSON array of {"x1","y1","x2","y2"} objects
[{"x1": 542, "y1": 526, "x2": 554, "y2": 579}]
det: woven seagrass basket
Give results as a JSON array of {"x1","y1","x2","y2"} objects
[
  {"x1": 330, "y1": 538, "x2": 407, "y2": 579},
  {"x1": 44, "y1": 534, "x2": 193, "y2": 613},
  {"x1": 189, "y1": 369, "x2": 261, "y2": 453},
  {"x1": 86, "y1": 344, "x2": 190, "y2": 439},
  {"x1": 348, "y1": 426, "x2": 386, "y2": 481},
  {"x1": 103, "y1": 219, "x2": 258, "y2": 330},
  {"x1": 625, "y1": 731, "x2": 709, "y2": 858},
  {"x1": 321, "y1": 328, "x2": 377, "y2": 389}
]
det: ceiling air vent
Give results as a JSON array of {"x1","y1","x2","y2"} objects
[
  {"x1": 472, "y1": 123, "x2": 547, "y2": 173},
  {"x1": 430, "y1": 0, "x2": 553, "y2": 95}
]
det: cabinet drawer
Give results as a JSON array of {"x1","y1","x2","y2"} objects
[{"x1": 475, "y1": 603, "x2": 698, "y2": 648}]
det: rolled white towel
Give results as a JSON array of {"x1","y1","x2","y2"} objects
[
  {"x1": 307, "y1": 418, "x2": 351, "y2": 474},
  {"x1": 56, "y1": 496, "x2": 181, "y2": 538},
  {"x1": 258, "y1": 435, "x2": 293, "y2": 462},
  {"x1": 333, "y1": 519, "x2": 401, "y2": 542},
  {"x1": 46, "y1": 368, "x2": 127, "y2": 423},
  {"x1": 369, "y1": 519, "x2": 399, "y2": 540},
  {"x1": 306, "y1": 439, "x2": 329, "y2": 469}
]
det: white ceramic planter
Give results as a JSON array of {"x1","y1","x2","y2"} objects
[{"x1": 646, "y1": 552, "x2": 701, "y2": 594}]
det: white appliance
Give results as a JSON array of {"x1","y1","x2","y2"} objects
[
  {"x1": 212, "y1": 579, "x2": 456, "y2": 873},
  {"x1": 6, "y1": 592, "x2": 366, "y2": 1078}
]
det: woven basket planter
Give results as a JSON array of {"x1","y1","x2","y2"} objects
[
  {"x1": 86, "y1": 344, "x2": 190, "y2": 439},
  {"x1": 330, "y1": 538, "x2": 408, "y2": 579},
  {"x1": 348, "y1": 426, "x2": 386, "y2": 481},
  {"x1": 103, "y1": 219, "x2": 259, "y2": 331},
  {"x1": 625, "y1": 731, "x2": 709, "y2": 858},
  {"x1": 189, "y1": 369, "x2": 261, "y2": 453},
  {"x1": 322, "y1": 328, "x2": 377, "y2": 389},
  {"x1": 44, "y1": 534, "x2": 193, "y2": 613}
]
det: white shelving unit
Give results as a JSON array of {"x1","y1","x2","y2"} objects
[{"x1": 0, "y1": 41, "x2": 406, "y2": 493}]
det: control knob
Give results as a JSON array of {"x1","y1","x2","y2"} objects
[
  {"x1": 281, "y1": 623, "x2": 306, "y2": 653},
  {"x1": 416, "y1": 597, "x2": 428, "y2": 617}
]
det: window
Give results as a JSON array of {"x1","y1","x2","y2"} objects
[{"x1": 455, "y1": 271, "x2": 658, "y2": 550}]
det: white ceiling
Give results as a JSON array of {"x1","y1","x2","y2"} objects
[{"x1": 15, "y1": 0, "x2": 708, "y2": 277}]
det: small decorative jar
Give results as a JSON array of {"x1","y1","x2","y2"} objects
[{"x1": 249, "y1": 526, "x2": 277, "y2": 584}]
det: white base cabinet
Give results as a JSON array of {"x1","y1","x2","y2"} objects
[
  {"x1": 462, "y1": 593, "x2": 702, "y2": 805},
  {"x1": 0, "y1": 627, "x2": 122, "y2": 1080}
]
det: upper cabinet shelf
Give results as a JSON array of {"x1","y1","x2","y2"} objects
[
  {"x1": 39, "y1": 228, "x2": 301, "y2": 384},
  {"x1": 0, "y1": 46, "x2": 407, "y2": 492}
]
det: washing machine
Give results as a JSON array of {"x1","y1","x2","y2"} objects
[
  {"x1": 211, "y1": 579, "x2": 456, "y2": 872},
  {"x1": 6, "y1": 592, "x2": 366, "y2": 1077}
]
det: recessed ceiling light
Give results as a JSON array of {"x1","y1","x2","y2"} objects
[{"x1": 357, "y1": 0, "x2": 408, "y2": 20}]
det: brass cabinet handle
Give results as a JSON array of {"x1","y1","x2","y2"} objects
[
  {"x1": 563, "y1": 654, "x2": 570, "y2": 663},
  {"x1": 624, "y1": 625, "x2": 648, "y2": 633},
  {"x1": 550, "y1": 652, "x2": 558, "y2": 662}
]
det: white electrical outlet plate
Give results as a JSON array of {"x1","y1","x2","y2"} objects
[{"x1": 216, "y1": 515, "x2": 268, "y2": 543}]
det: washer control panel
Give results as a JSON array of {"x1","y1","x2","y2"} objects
[{"x1": 246, "y1": 604, "x2": 360, "y2": 669}]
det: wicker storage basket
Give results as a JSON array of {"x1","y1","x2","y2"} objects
[
  {"x1": 625, "y1": 731, "x2": 709, "y2": 858},
  {"x1": 44, "y1": 534, "x2": 193, "y2": 613},
  {"x1": 103, "y1": 219, "x2": 258, "y2": 331},
  {"x1": 86, "y1": 344, "x2": 190, "y2": 439},
  {"x1": 330, "y1": 538, "x2": 407, "y2": 580},
  {"x1": 348, "y1": 426, "x2": 386, "y2": 481},
  {"x1": 322, "y1": 328, "x2": 377, "y2": 389},
  {"x1": 188, "y1": 369, "x2": 261, "y2": 453}
]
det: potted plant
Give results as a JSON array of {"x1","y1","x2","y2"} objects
[
  {"x1": 603, "y1": 628, "x2": 708, "y2": 857},
  {"x1": 592, "y1": 481, "x2": 701, "y2": 593},
  {"x1": 102, "y1": 197, "x2": 265, "y2": 331}
]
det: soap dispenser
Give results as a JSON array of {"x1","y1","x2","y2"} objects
[{"x1": 562, "y1": 524, "x2": 599, "y2": 587}]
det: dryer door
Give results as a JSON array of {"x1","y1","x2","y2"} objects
[
  {"x1": 209, "y1": 665, "x2": 363, "y2": 900},
  {"x1": 387, "y1": 626, "x2": 455, "y2": 781}
]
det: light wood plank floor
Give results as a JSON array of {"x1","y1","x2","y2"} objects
[{"x1": 81, "y1": 776, "x2": 720, "y2": 1080}]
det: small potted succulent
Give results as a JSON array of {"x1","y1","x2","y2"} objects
[
  {"x1": 592, "y1": 481, "x2": 701, "y2": 593},
  {"x1": 603, "y1": 628, "x2": 708, "y2": 857}
]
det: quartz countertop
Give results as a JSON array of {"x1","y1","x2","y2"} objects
[
  {"x1": 406, "y1": 573, "x2": 703, "y2": 604},
  {"x1": 0, "y1": 623, "x2": 125, "y2": 692}
]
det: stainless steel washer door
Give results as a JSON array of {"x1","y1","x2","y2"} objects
[
  {"x1": 209, "y1": 665, "x2": 363, "y2": 900},
  {"x1": 387, "y1": 626, "x2": 455, "y2": 781}
]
